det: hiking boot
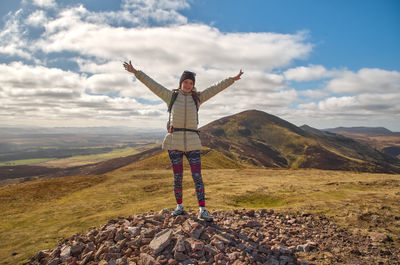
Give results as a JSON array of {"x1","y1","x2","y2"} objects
[
  {"x1": 172, "y1": 205, "x2": 184, "y2": 216},
  {"x1": 198, "y1": 209, "x2": 213, "y2": 222}
]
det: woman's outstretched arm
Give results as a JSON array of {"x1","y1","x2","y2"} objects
[
  {"x1": 123, "y1": 60, "x2": 137, "y2": 74},
  {"x1": 233, "y1": 69, "x2": 244, "y2": 81},
  {"x1": 199, "y1": 69, "x2": 244, "y2": 105},
  {"x1": 123, "y1": 60, "x2": 172, "y2": 104}
]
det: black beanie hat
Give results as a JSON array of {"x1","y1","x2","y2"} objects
[{"x1": 179, "y1": 70, "x2": 196, "y2": 87}]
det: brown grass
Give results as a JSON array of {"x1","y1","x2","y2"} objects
[{"x1": 0, "y1": 167, "x2": 399, "y2": 264}]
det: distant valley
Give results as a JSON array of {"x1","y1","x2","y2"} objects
[
  {"x1": 0, "y1": 127, "x2": 164, "y2": 185},
  {"x1": 0, "y1": 126, "x2": 164, "y2": 165}
]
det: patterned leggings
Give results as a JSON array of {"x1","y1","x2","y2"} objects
[{"x1": 168, "y1": 150, "x2": 205, "y2": 207}]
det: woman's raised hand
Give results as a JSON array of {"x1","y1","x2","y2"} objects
[
  {"x1": 233, "y1": 69, "x2": 244, "y2": 81},
  {"x1": 123, "y1": 60, "x2": 137, "y2": 74}
]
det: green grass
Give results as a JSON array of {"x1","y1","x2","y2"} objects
[
  {"x1": 1, "y1": 168, "x2": 399, "y2": 264},
  {"x1": 0, "y1": 158, "x2": 54, "y2": 166},
  {"x1": 38, "y1": 145, "x2": 159, "y2": 168},
  {"x1": 123, "y1": 147, "x2": 246, "y2": 170},
  {"x1": 290, "y1": 155, "x2": 307, "y2": 169},
  {"x1": 226, "y1": 192, "x2": 286, "y2": 208}
]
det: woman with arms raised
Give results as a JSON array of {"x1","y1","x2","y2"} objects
[{"x1": 124, "y1": 60, "x2": 243, "y2": 222}]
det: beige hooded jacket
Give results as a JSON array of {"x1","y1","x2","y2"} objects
[{"x1": 134, "y1": 70, "x2": 235, "y2": 151}]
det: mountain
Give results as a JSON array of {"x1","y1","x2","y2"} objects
[
  {"x1": 324, "y1": 126, "x2": 397, "y2": 135},
  {"x1": 199, "y1": 110, "x2": 400, "y2": 173},
  {"x1": 323, "y1": 127, "x2": 400, "y2": 159}
]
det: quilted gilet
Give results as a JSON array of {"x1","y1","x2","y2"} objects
[{"x1": 135, "y1": 70, "x2": 235, "y2": 151}]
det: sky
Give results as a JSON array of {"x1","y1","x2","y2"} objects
[{"x1": 0, "y1": 0, "x2": 399, "y2": 131}]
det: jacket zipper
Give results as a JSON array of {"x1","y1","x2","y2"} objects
[{"x1": 184, "y1": 94, "x2": 187, "y2": 151}]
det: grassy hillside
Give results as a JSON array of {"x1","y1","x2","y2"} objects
[
  {"x1": 322, "y1": 128, "x2": 400, "y2": 159},
  {"x1": 200, "y1": 110, "x2": 400, "y2": 173},
  {"x1": 1, "y1": 164, "x2": 399, "y2": 264},
  {"x1": 124, "y1": 147, "x2": 249, "y2": 170}
]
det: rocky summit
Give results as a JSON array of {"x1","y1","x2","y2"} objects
[{"x1": 26, "y1": 209, "x2": 399, "y2": 265}]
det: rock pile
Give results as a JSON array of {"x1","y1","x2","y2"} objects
[{"x1": 26, "y1": 208, "x2": 399, "y2": 265}]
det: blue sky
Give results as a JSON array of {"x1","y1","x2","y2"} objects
[
  {"x1": 0, "y1": 0, "x2": 399, "y2": 130},
  {"x1": 185, "y1": 0, "x2": 400, "y2": 70}
]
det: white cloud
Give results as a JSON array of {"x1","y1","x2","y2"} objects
[
  {"x1": 20, "y1": 3, "x2": 311, "y2": 126},
  {"x1": 282, "y1": 67, "x2": 400, "y2": 130},
  {"x1": 76, "y1": 58, "x2": 121, "y2": 74},
  {"x1": 34, "y1": 12, "x2": 312, "y2": 72},
  {"x1": 325, "y1": 68, "x2": 400, "y2": 94},
  {"x1": 0, "y1": 62, "x2": 85, "y2": 99},
  {"x1": 1, "y1": 1, "x2": 399, "y2": 130},
  {"x1": 357, "y1": 93, "x2": 400, "y2": 114},
  {"x1": 38, "y1": 0, "x2": 189, "y2": 28},
  {"x1": 299, "y1": 89, "x2": 328, "y2": 99},
  {"x1": 0, "y1": 10, "x2": 32, "y2": 59},
  {"x1": 123, "y1": 0, "x2": 190, "y2": 10},
  {"x1": 283, "y1": 64, "x2": 343, "y2": 81},
  {"x1": 197, "y1": 88, "x2": 299, "y2": 126},
  {"x1": 295, "y1": 92, "x2": 400, "y2": 127},
  {"x1": 26, "y1": 0, "x2": 56, "y2": 8},
  {"x1": 0, "y1": 62, "x2": 169, "y2": 127},
  {"x1": 317, "y1": 96, "x2": 357, "y2": 111},
  {"x1": 25, "y1": 10, "x2": 48, "y2": 27},
  {"x1": 86, "y1": 73, "x2": 131, "y2": 95},
  {"x1": 121, "y1": 0, "x2": 189, "y2": 25},
  {"x1": 284, "y1": 65, "x2": 327, "y2": 81}
]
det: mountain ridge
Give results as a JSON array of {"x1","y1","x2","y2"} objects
[
  {"x1": 199, "y1": 110, "x2": 400, "y2": 173},
  {"x1": 322, "y1": 126, "x2": 400, "y2": 159},
  {"x1": 324, "y1": 126, "x2": 398, "y2": 135}
]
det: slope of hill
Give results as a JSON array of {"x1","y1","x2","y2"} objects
[
  {"x1": 199, "y1": 110, "x2": 400, "y2": 173},
  {"x1": 324, "y1": 126, "x2": 400, "y2": 159},
  {"x1": 123, "y1": 147, "x2": 250, "y2": 171}
]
